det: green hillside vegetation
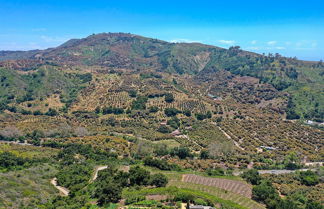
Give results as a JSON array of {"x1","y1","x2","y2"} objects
[
  {"x1": 0, "y1": 66, "x2": 92, "y2": 114},
  {"x1": 0, "y1": 164, "x2": 58, "y2": 209},
  {"x1": 0, "y1": 33, "x2": 323, "y2": 208}
]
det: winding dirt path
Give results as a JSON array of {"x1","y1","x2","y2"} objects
[
  {"x1": 91, "y1": 166, "x2": 108, "y2": 181},
  {"x1": 51, "y1": 165, "x2": 109, "y2": 196},
  {"x1": 50, "y1": 177, "x2": 69, "y2": 196}
]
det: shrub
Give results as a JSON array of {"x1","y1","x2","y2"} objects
[
  {"x1": 96, "y1": 181, "x2": 123, "y2": 205},
  {"x1": 196, "y1": 111, "x2": 212, "y2": 120},
  {"x1": 131, "y1": 96, "x2": 148, "y2": 110},
  {"x1": 241, "y1": 169, "x2": 262, "y2": 185},
  {"x1": 129, "y1": 166, "x2": 151, "y2": 186},
  {"x1": 128, "y1": 90, "x2": 137, "y2": 98},
  {"x1": 45, "y1": 108, "x2": 58, "y2": 116},
  {"x1": 7, "y1": 106, "x2": 17, "y2": 113},
  {"x1": 33, "y1": 110, "x2": 43, "y2": 115},
  {"x1": 149, "y1": 173, "x2": 168, "y2": 187},
  {"x1": 207, "y1": 168, "x2": 225, "y2": 176},
  {"x1": 125, "y1": 195, "x2": 146, "y2": 205},
  {"x1": 144, "y1": 157, "x2": 179, "y2": 170},
  {"x1": 299, "y1": 170, "x2": 319, "y2": 186},
  {"x1": 164, "y1": 108, "x2": 180, "y2": 117},
  {"x1": 170, "y1": 147, "x2": 192, "y2": 159},
  {"x1": 21, "y1": 109, "x2": 32, "y2": 115},
  {"x1": 168, "y1": 117, "x2": 180, "y2": 128},
  {"x1": 200, "y1": 150, "x2": 209, "y2": 159},
  {"x1": 157, "y1": 125, "x2": 171, "y2": 133},
  {"x1": 252, "y1": 180, "x2": 279, "y2": 204},
  {"x1": 183, "y1": 109, "x2": 191, "y2": 117},
  {"x1": 165, "y1": 93, "x2": 174, "y2": 103},
  {"x1": 0, "y1": 126, "x2": 23, "y2": 140},
  {"x1": 0, "y1": 152, "x2": 27, "y2": 170},
  {"x1": 149, "y1": 106, "x2": 159, "y2": 113},
  {"x1": 95, "y1": 106, "x2": 101, "y2": 114}
]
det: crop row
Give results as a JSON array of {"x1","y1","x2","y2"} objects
[{"x1": 182, "y1": 174, "x2": 252, "y2": 198}]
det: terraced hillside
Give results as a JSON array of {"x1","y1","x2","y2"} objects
[
  {"x1": 159, "y1": 169, "x2": 265, "y2": 209},
  {"x1": 182, "y1": 174, "x2": 252, "y2": 198},
  {"x1": 0, "y1": 32, "x2": 323, "y2": 174},
  {"x1": 1, "y1": 33, "x2": 323, "y2": 120}
]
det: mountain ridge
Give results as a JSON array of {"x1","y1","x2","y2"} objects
[
  {"x1": 0, "y1": 32, "x2": 316, "y2": 63},
  {"x1": 0, "y1": 32, "x2": 323, "y2": 122}
]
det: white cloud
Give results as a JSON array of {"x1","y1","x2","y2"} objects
[
  {"x1": 251, "y1": 40, "x2": 257, "y2": 45},
  {"x1": 245, "y1": 45, "x2": 286, "y2": 51},
  {"x1": 311, "y1": 42, "x2": 318, "y2": 48},
  {"x1": 169, "y1": 38, "x2": 201, "y2": 43},
  {"x1": 246, "y1": 46, "x2": 261, "y2": 50},
  {"x1": 295, "y1": 40, "x2": 318, "y2": 50},
  {"x1": 218, "y1": 40, "x2": 236, "y2": 45},
  {"x1": 27, "y1": 42, "x2": 43, "y2": 49},
  {"x1": 40, "y1": 35, "x2": 69, "y2": 43},
  {"x1": 267, "y1": 41, "x2": 277, "y2": 45},
  {"x1": 0, "y1": 41, "x2": 44, "y2": 50}
]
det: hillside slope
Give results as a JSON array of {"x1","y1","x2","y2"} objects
[
  {"x1": 0, "y1": 33, "x2": 323, "y2": 166},
  {"x1": 1, "y1": 33, "x2": 323, "y2": 121}
]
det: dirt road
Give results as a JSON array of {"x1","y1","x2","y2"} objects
[
  {"x1": 91, "y1": 165, "x2": 108, "y2": 181},
  {"x1": 50, "y1": 178, "x2": 69, "y2": 196}
]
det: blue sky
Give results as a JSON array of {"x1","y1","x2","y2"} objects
[{"x1": 0, "y1": 0, "x2": 323, "y2": 60}]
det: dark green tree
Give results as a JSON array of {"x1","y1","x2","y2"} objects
[
  {"x1": 165, "y1": 93, "x2": 174, "y2": 103},
  {"x1": 149, "y1": 173, "x2": 168, "y2": 187},
  {"x1": 45, "y1": 108, "x2": 58, "y2": 116},
  {"x1": 128, "y1": 90, "x2": 137, "y2": 98},
  {"x1": 129, "y1": 166, "x2": 151, "y2": 186},
  {"x1": 252, "y1": 180, "x2": 279, "y2": 204},
  {"x1": 164, "y1": 108, "x2": 179, "y2": 117},
  {"x1": 241, "y1": 169, "x2": 262, "y2": 185},
  {"x1": 170, "y1": 147, "x2": 192, "y2": 159},
  {"x1": 157, "y1": 125, "x2": 171, "y2": 133},
  {"x1": 149, "y1": 106, "x2": 159, "y2": 113},
  {"x1": 96, "y1": 181, "x2": 123, "y2": 205},
  {"x1": 299, "y1": 170, "x2": 319, "y2": 186},
  {"x1": 200, "y1": 150, "x2": 209, "y2": 159}
]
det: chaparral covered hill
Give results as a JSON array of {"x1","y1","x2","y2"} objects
[{"x1": 0, "y1": 32, "x2": 323, "y2": 165}]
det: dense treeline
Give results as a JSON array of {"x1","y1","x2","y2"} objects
[
  {"x1": 0, "y1": 151, "x2": 50, "y2": 171},
  {"x1": 94, "y1": 166, "x2": 168, "y2": 206},
  {"x1": 0, "y1": 152, "x2": 30, "y2": 171},
  {"x1": 144, "y1": 157, "x2": 181, "y2": 170},
  {"x1": 241, "y1": 169, "x2": 323, "y2": 209}
]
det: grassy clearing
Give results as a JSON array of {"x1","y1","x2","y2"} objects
[
  {"x1": 144, "y1": 166, "x2": 243, "y2": 181},
  {"x1": 43, "y1": 135, "x2": 130, "y2": 155},
  {"x1": 152, "y1": 139, "x2": 180, "y2": 149},
  {"x1": 0, "y1": 164, "x2": 58, "y2": 209},
  {"x1": 0, "y1": 143, "x2": 59, "y2": 159}
]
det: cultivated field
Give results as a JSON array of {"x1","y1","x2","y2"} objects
[{"x1": 182, "y1": 174, "x2": 252, "y2": 198}]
